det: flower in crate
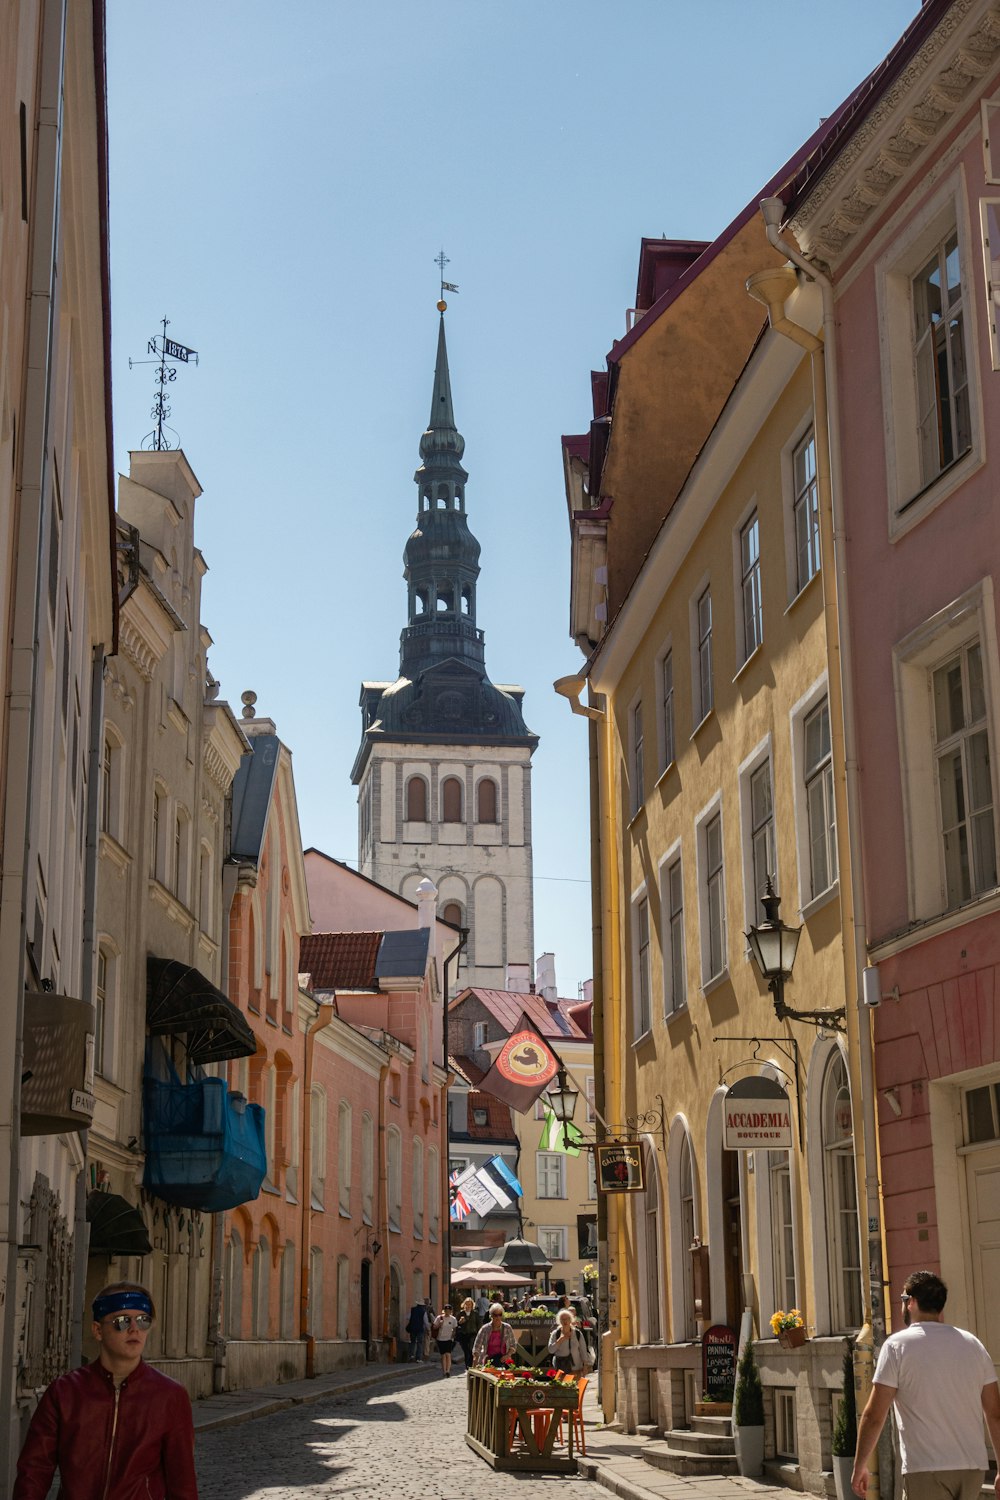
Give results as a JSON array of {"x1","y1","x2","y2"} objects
[{"x1": 769, "y1": 1308, "x2": 804, "y2": 1334}]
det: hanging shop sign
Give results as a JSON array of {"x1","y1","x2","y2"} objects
[
  {"x1": 723, "y1": 1075, "x2": 793, "y2": 1150},
  {"x1": 595, "y1": 1142, "x2": 645, "y2": 1193}
]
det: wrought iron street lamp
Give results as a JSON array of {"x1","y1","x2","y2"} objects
[
  {"x1": 746, "y1": 878, "x2": 845, "y2": 1031},
  {"x1": 545, "y1": 1066, "x2": 579, "y2": 1148}
]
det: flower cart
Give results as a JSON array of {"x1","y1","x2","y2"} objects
[{"x1": 466, "y1": 1366, "x2": 580, "y2": 1472}]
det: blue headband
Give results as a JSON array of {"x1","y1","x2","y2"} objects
[{"x1": 92, "y1": 1290, "x2": 153, "y2": 1322}]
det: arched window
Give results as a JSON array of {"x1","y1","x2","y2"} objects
[
  {"x1": 199, "y1": 842, "x2": 214, "y2": 935},
  {"x1": 280, "y1": 1242, "x2": 296, "y2": 1339},
  {"x1": 338, "y1": 1101, "x2": 352, "y2": 1216},
  {"x1": 225, "y1": 1229, "x2": 243, "y2": 1338},
  {"x1": 252, "y1": 1236, "x2": 270, "y2": 1338},
  {"x1": 679, "y1": 1134, "x2": 696, "y2": 1339},
  {"x1": 406, "y1": 776, "x2": 428, "y2": 822},
  {"x1": 441, "y1": 900, "x2": 463, "y2": 929},
  {"x1": 412, "y1": 1138, "x2": 424, "y2": 1236},
  {"x1": 823, "y1": 1052, "x2": 862, "y2": 1330},
  {"x1": 476, "y1": 778, "x2": 498, "y2": 824},
  {"x1": 441, "y1": 776, "x2": 463, "y2": 823},
  {"x1": 387, "y1": 1127, "x2": 402, "y2": 1232},
  {"x1": 337, "y1": 1256, "x2": 350, "y2": 1338},
  {"x1": 427, "y1": 1146, "x2": 440, "y2": 1242},
  {"x1": 361, "y1": 1113, "x2": 375, "y2": 1225},
  {"x1": 310, "y1": 1086, "x2": 327, "y2": 1207},
  {"x1": 642, "y1": 1147, "x2": 662, "y2": 1342},
  {"x1": 310, "y1": 1247, "x2": 323, "y2": 1338}
]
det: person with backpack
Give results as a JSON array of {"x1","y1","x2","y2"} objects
[
  {"x1": 547, "y1": 1307, "x2": 589, "y2": 1374},
  {"x1": 405, "y1": 1299, "x2": 431, "y2": 1362},
  {"x1": 431, "y1": 1304, "x2": 459, "y2": 1376}
]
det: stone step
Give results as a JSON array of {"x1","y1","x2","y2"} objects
[
  {"x1": 662, "y1": 1426, "x2": 737, "y2": 1456},
  {"x1": 690, "y1": 1414, "x2": 733, "y2": 1435},
  {"x1": 641, "y1": 1440, "x2": 739, "y2": 1477}
]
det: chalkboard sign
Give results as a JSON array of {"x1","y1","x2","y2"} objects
[{"x1": 702, "y1": 1324, "x2": 737, "y2": 1401}]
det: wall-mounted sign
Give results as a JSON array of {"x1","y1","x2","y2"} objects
[
  {"x1": 702, "y1": 1324, "x2": 737, "y2": 1401},
  {"x1": 595, "y1": 1142, "x2": 645, "y2": 1193},
  {"x1": 723, "y1": 1075, "x2": 792, "y2": 1150}
]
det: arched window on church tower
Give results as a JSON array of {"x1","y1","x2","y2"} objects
[
  {"x1": 406, "y1": 776, "x2": 428, "y2": 822},
  {"x1": 441, "y1": 776, "x2": 463, "y2": 823},
  {"x1": 441, "y1": 900, "x2": 463, "y2": 929},
  {"x1": 476, "y1": 779, "x2": 498, "y2": 824}
]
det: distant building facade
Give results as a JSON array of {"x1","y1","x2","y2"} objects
[{"x1": 351, "y1": 313, "x2": 537, "y2": 989}]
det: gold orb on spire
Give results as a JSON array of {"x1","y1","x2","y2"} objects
[{"x1": 437, "y1": 299, "x2": 447, "y2": 312}]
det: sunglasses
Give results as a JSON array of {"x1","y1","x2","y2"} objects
[
  {"x1": 900, "y1": 1293, "x2": 912, "y2": 1304},
  {"x1": 105, "y1": 1313, "x2": 152, "y2": 1332}
]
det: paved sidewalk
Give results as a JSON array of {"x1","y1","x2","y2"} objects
[{"x1": 192, "y1": 1361, "x2": 790, "y2": 1500}]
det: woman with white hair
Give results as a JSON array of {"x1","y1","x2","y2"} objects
[
  {"x1": 547, "y1": 1307, "x2": 588, "y2": 1373},
  {"x1": 471, "y1": 1302, "x2": 517, "y2": 1367}
]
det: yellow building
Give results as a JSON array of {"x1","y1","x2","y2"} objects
[{"x1": 559, "y1": 226, "x2": 874, "y2": 1493}]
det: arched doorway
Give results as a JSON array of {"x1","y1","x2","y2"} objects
[
  {"x1": 721, "y1": 1146, "x2": 743, "y2": 1330},
  {"x1": 642, "y1": 1144, "x2": 662, "y2": 1342},
  {"x1": 360, "y1": 1260, "x2": 371, "y2": 1350}
]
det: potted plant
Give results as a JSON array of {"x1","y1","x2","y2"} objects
[
  {"x1": 733, "y1": 1338, "x2": 765, "y2": 1478},
  {"x1": 770, "y1": 1308, "x2": 807, "y2": 1350},
  {"x1": 831, "y1": 1343, "x2": 858, "y2": 1500}
]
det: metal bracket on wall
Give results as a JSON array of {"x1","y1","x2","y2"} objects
[{"x1": 713, "y1": 1036, "x2": 803, "y2": 1150}]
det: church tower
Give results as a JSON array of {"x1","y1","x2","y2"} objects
[{"x1": 351, "y1": 309, "x2": 537, "y2": 988}]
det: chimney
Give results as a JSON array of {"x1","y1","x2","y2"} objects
[
  {"x1": 415, "y1": 877, "x2": 438, "y2": 958},
  {"x1": 505, "y1": 962, "x2": 530, "y2": 994},
  {"x1": 536, "y1": 952, "x2": 557, "y2": 1001}
]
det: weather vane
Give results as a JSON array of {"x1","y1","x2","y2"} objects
[
  {"x1": 128, "y1": 316, "x2": 199, "y2": 451},
  {"x1": 436, "y1": 249, "x2": 458, "y2": 312}
]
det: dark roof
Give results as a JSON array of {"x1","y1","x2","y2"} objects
[
  {"x1": 230, "y1": 734, "x2": 279, "y2": 862},
  {"x1": 783, "y1": 0, "x2": 950, "y2": 220},
  {"x1": 300, "y1": 932, "x2": 381, "y2": 991},
  {"x1": 450, "y1": 988, "x2": 588, "y2": 1043},
  {"x1": 375, "y1": 928, "x2": 430, "y2": 980}
]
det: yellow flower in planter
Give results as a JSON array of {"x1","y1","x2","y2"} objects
[{"x1": 769, "y1": 1308, "x2": 805, "y2": 1334}]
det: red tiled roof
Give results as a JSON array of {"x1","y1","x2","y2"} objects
[
  {"x1": 300, "y1": 931, "x2": 382, "y2": 991},
  {"x1": 450, "y1": 988, "x2": 588, "y2": 1043},
  {"x1": 450, "y1": 1056, "x2": 518, "y2": 1140}
]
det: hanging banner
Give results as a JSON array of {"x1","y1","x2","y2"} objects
[
  {"x1": 478, "y1": 1015, "x2": 560, "y2": 1114},
  {"x1": 595, "y1": 1141, "x2": 645, "y2": 1193},
  {"x1": 723, "y1": 1075, "x2": 792, "y2": 1150}
]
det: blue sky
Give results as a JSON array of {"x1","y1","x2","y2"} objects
[{"x1": 106, "y1": 1, "x2": 918, "y2": 997}]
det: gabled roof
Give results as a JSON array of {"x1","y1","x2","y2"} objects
[
  {"x1": 301, "y1": 927, "x2": 432, "y2": 991},
  {"x1": 300, "y1": 932, "x2": 381, "y2": 991},
  {"x1": 230, "y1": 733, "x2": 279, "y2": 862},
  {"x1": 450, "y1": 987, "x2": 588, "y2": 1043}
]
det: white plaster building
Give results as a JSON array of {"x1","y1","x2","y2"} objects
[{"x1": 351, "y1": 313, "x2": 537, "y2": 989}]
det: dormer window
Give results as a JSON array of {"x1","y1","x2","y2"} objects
[{"x1": 473, "y1": 1108, "x2": 488, "y2": 1127}]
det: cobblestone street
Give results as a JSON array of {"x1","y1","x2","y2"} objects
[{"x1": 195, "y1": 1366, "x2": 599, "y2": 1500}]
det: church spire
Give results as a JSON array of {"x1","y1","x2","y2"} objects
[{"x1": 415, "y1": 312, "x2": 467, "y2": 497}]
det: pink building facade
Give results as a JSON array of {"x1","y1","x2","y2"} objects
[{"x1": 787, "y1": 0, "x2": 1000, "y2": 1361}]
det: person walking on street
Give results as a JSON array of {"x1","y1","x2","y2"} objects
[
  {"x1": 456, "y1": 1297, "x2": 479, "y2": 1368},
  {"x1": 432, "y1": 1305, "x2": 459, "y2": 1376},
  {"x1": 14, "y1": 1280, "x2": 198, "y2": 1500},
  {"x1": 853, "y1": 1270, "x2": 1000, "y2": 1500},
  {"x1": 547, "y1": 1307, "x2": 588, "y2": 1374},
  {"x1": 405, "y1": 1300, "x2": 431, "y2": 1362},
  {"x1": 472, "y1": 1303, "x2": 517, "y2": 1366}
]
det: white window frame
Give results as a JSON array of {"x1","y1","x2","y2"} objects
[
  {"x1": 982, "y1": 97, "x2": 1000, "y2": 185},
  {"x1": 695, "y1": 795, "x2": 727, "y2": 988},
  {"x1": 778, "y1": 411, "x2": 819, "y2": 605},
  {"x1": 427, "y1": 1146, "x2": 440, "y2": 1241},
  {"x1": 472, "y1": 1020, "x2": 488, "y2": 1051},
  {"x1": 658, "y1": 643, "x2": 676, "y2": 774},
  {"x1": 892, "y1": 579, "x2": 1000, "y2": 923},
  {"x1": 412, "y1": 1137, "x2": 424, "y2": 1238},
  {"x1": 538, "y1": 1225, "x2": 567, "y2": 1261},
  {"x1": 769, "y1": 1150, "x2": 797, "y2": 1318},
  {"x1": 735, "y1": 504, "x2": 763, "y2": 665},
  {"x1": 536, "y1": 1151, "x2": 566, "y2": 1199},
  {"x1": 690, "y1": 581, "x2": 714, "y2": 726},
  {"x1": 979, "y1": 196, "x2": 1000, "y2": 371},
  {"x1": 628, "y1": 694, "x2": 645, "y2": 817},
  {"x1": 789, "y1": 675, "x2": 837, "y2": 918},
  {"x1": 361, "y1": 1111, "x2": 374, "y2": 1225},
  {"x1": 775, "y1": 1390, "x2": 798, "y2": 1460},
  {"x1": 820, "y1": 1050, "x2": 863, "y2": 1333},
  {"x1": 587, "y1": 1151, "x2": 598, "y2": 1201},
  {"x1": 94, "y1": 940, "x2": 118, "y2": 1081},
  {"x1": 738, "y1": 736, "x2": 777, "y2": 930},
  {"x1": 804, "y1": 698, "x2": 837, "y2": 904},
  {"x1": 387, "y1": 1126, "x2": 402, "y2": 1232},
  {"x1": 338, "y1": 1101, "x2": 352, "y2": 1217},
  {"x1": 631, "y1": 884, "x2": 652, "y2": 1039},
  {"x1": 875, "y1": 172, "x2": 984, "y2": 539},
  {"x1": 658, "y1": 839, "x2": 686, "y2": 1017}
]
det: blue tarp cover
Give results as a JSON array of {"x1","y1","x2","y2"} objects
[{"x1": 143, "y1": 1073, "x2": 266, "y2": 1212}]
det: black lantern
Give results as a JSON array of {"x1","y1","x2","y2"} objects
[{"x1": 746, "y1": 878, "x2": 845, "y2": 1031}]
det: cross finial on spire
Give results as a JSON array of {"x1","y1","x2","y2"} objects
[{"x1": 435, "y1": 248, "x2": 459, "y2": 311}]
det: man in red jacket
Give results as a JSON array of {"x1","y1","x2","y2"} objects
[{"x1": 14, "y1": 1280, "x2": 199, "y2": 1500}]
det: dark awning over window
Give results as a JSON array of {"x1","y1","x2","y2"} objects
[
  {"x1": 146, "y1": 957, "x2": 255, "y2": 1064},
  {"x1": 86, "y1": 1191, "x2": 152, "y2": 1256}
]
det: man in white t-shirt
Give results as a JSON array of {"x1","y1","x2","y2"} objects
[{"x1": 853, "y1": 1270, "x2": 1000, "y2": 1500}]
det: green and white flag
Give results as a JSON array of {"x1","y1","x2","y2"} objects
[{"x1": 539, "y1": 1104, "x2": 583, "y2": 1156}]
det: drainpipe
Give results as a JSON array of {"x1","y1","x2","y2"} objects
[
  {"x1": 0, "y1": 3, "x2": 67, "y2": 1484},
  {"x1": 70, "y1": 648, "x2": 108, "y2": 1368},
  {"x1": 299, "y1": 997, "x2": 336, "y2": 1377},
  {"x1": 441, "y1": 927, "x2": 468, "y2": 1301},
  {"x1": 377, "y1": 1051, "x2": 392, "y2": 1354},
  {"x1": 749, "y1": 202, "x2": 889, "y2": 1492}
]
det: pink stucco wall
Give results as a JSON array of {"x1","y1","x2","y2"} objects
[{"x1": 833, "y1": 85, "x2": 1000, "y2": 1309}]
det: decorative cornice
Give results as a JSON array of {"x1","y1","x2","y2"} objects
[
  {"x1": 790, "y1": 2, "x2": 1000, "y2": 263},
  {"x1": 118, "y1": 617, "x2": 159, "y2": 682},
  {"x1": 203, "y1": 741, "x2": 235, "y2": 794}
]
